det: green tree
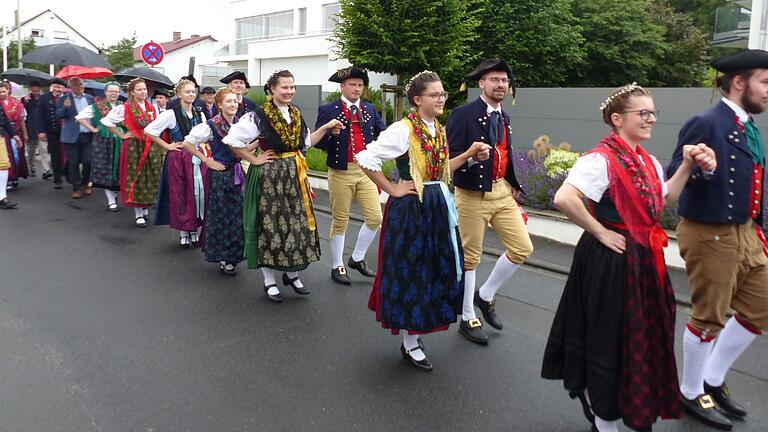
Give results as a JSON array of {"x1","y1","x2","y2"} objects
[
  {"x1": 667, "y1": 0, "x2": 728, "y2": 36},
  {"x1": 6, "y1": 38, "x2": 51, "y2": 73},
  {"x1": 331, "y1": 0, "x2": 479, "y2": 114},
  {"x1": 472, "y1": 0, "x2": 585, "y2": 87},
  {"x1": 646, "y1": 2, "x2": 710, "y2": 87},
  {"x1": 100, "y1": 34, "x2": 137, "y2": 76},
  {"x1": 567, "y1": 0, "x2": 668, "y2": 86}
]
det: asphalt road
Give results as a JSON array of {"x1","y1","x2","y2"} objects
[{"x1": 1, "y1": 178, "x2": 767, "y2": 432}]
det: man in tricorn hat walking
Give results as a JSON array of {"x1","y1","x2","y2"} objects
[
  {"x1": 670, "y1": 48, "x2": 768, "y2": 431},
  {"x1": 315, "y1": 66, "x2": 387, "y2": 284},
  {"x1": 220, "y1": 71, "x2": 256, "y2": 117},
  {"x1": 446, "y1": 59, "x2": 533, "y2": 345}
]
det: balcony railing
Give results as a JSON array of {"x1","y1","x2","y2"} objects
[
  {"x1": 234, "y1": 29, "x2": 332, "y2": 55},
  {"x1": 713, "y1": 4, "x2": 751, "y2": 47}
]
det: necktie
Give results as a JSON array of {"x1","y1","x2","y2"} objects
[
  {"x1": 489, "y1": 111, "x2": 502, "y2": 144},
  {"x1": 349, "y1": 104, "x2": 359, "y2": 122},
  {"x1": 745, "y1": 119, "x2": 766, "y2": 167}
]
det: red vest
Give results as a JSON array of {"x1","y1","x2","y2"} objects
[
  {"x1": 493, "y1": 115, "x2": 509, "y2": 181},
  {"x1": 342, "y1": 102, "x2": 366, "y2": 162}
]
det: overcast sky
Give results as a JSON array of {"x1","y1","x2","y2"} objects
[{"x1": 7, "y1": 0, "x2": 233, "y2": 47}]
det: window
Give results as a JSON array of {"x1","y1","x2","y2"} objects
[
  {"x1": 298, "y1": 8, "x2": 307, "y2": 35},
  {"x1": 31, "y1": 29, "x2": 44, "y2": 37},
  {"x1": 323, "y1": 3, "x2": 340, "y2": 32},
  {"x1": 54, "y1": 30, "x2": 68, "y2": 40},
  {"x1": 235, "y1": 10, "x2": 294, "y2": 54}
]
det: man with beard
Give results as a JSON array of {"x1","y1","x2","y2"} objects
[
  {"x1": 669, "y1": 49, "x2": 768, "y2": 431},
  {"x1": 446, "y1": 59, "x2": 533, "y2": 345},
  {"x1": 36, "y1": 78, "x2": 67, "y2": 189}
]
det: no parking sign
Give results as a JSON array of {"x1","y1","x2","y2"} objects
[{"x1": 141, "y1": 41, "x2": 165, "y2": 67}]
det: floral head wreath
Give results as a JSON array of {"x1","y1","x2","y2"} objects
[
  {"x1": 599, "y1": 82, "x2": 642, "y2": 111},
  {"x1": 405, "y1": 70, "x2": 436, "y2": 93}
]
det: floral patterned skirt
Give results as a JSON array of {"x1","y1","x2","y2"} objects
[
  {"x1": 243, "y1": 157, "x2": 320, "y2": 271},
  {"x1": 90, "y1": 133, "x2": 120, "y2": 190},
  {"x1": 202, "y1": 165, "x2": 244, "y2": 264},
  {"x1": 119, "y1": 137, "x2": 163, "y2": 207},
  {"x1": 368, "y1": 183, "x2": 464, "y2": 334}
]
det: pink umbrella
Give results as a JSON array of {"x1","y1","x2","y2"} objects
[{"x1": 56, "y1": 65, "x2": 113, "y2": 80}]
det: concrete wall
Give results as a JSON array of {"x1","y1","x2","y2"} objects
[
  {"x1": 293, "y1": 84, "x2": 322, "y2": 128},
  {"x1": 467, "y1": 87, "x2": 768, "y2": 165}
]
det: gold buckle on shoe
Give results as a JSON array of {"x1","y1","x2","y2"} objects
[
  {"x1": 699, "y1": 395, "x2": 716, "y2": 409},
  {"x1": 468, "y1": 318, "x2": 482, "y2": 328}
]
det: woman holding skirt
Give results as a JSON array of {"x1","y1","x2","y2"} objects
[
  {"x1": 223, "y1": 70, "x2": 342, "y2": 303},
  {"x1": 182, "y1": 88, "x2": 250, "y2": 275},
  {"x1": 102, "y1": 78, "x2": 161, "y2": 227},
  {"x1": 541, "y1": 84, "x2": 717, "y2": 431},
  {"x1": 145, "y1": 79, "x2": 206, "y2": 247},
  {"x1": 356, "y1": 71, "x2": 491, "y2": 371},
  {"x1": 76, "y1": 82, "x2": 123, "y2": 211}
]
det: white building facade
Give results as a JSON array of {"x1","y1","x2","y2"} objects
[
  {"x1": 133, "y1": 33, "x2": 227, "y2": 84},
  {"x1": 220, "y1": 0, "x2": 395, "y2": 93},
  {"x1": 2, "y1": 9, "x2": 99, "y2": 52}
]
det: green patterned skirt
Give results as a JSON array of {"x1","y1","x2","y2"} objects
[
  {"x1": 243, "y1": 157, "x2": 321, "y2": 270},
  {"x1": 119, "y1": 137, "x2": 164, "y2": 207}
]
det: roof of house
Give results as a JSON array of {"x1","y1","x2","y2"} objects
[
  {"x1": 132, "y1": 35, "x2": 217, "y2": 62},
  {"x1": 5, "y1": 9, "x2": 99, "y2": 50}
]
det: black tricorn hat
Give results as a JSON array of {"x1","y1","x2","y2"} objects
[
  {"x1": 180, "y1": 75, "x2": 199, "y2": 88},
  {"x1": 200, "y1": 86, "x2": 216, "y2": 94},
  {"x1": 329, "y1": 66, "x2": 369, "y2": 86},
  {"x1": 711, "y1": 49, "x2": 768, "y2": 73},
  {"x1": 154, "y1": 87, "x2": 171, "y2": 98},
  {"x1": 220, "y1": 71, "x2": 251, "y2": 88},
  {"x1": 49, "y1": 77, "x2": 68, "y2": 87},
  {"x1": 465, "y1": 58, "x2": 514, "y2": 82}
]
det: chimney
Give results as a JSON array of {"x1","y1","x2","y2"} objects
[
  {"x1": 173, "y1": 31, "x2": 182, "y2": 41},
  {"x1": 191, "y1": 34, "x2": 200, "y2": 39}
]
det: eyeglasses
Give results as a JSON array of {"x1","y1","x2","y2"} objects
[
  {"x1": 620, "y1": 109, "x2": 659, "y2": 121},
  {"x1": 421, "y1": 92, "x2": 449, "y2": 100},
  {"x1": 484, "y1": 77, "x2": 510, "y2": 85}
]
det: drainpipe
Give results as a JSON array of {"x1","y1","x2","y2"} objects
[{"x1": 749, "y1": 0, "x2": 768, "y2": 49}]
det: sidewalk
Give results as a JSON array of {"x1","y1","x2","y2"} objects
[{"x1": 310, "y1": 186, "x2": 694, "y2": 306}]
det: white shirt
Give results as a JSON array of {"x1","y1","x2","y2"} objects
[
  {"x1": 340, "y1": 95, "x2": 361, "y2": 112},
  {"x1": 72, "y1": 94, "x2": 90, "y2": 133},
  {"x1": 565, "y1": 152, "x2": 669, "y2": 202},
  {"x1": 100, "y1": 103, "x2": 150, "y2": 128},
  {"x1": 75, "y1": 102, "x2": 117, "y2": 121},
  {"x1": 356, "y1": 118, "x2": 436, "y2": 172},
  {"x1": 144, "y1": 108, "x2": 199, "y2": 137},
  {"x1": 222, "y1": 108, "x2": 311, "y2": 149},
  {"x1": 186, "y1": 122, "x2": 213, "y2": 146},
  {"x1": 721, "y1": 97, "x2": 749, "y2": 124}
]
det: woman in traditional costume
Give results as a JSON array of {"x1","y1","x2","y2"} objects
[
  {"x1": 223, "y1": 70, "x2": 342, "y2": 302},
  {"x1": 102, "y1": 78, "x2": 161, "y2": 227},
  {"x1": 76, "y1": 82, "x2": 123, "y2": 211},
  {"x1": 0, "y1": 81, "x2": 29, "y2": 189},
  {"x1": 182, "y1": 88, "x2": 250, "y2": 275},
  {"x1": 145, "y1": 79, "x2": 206, "y2": 247},
  {"x1": 356, "y1": 71, "x2": 491, "y2": 372},
  {"x1": 541, "y1": 84, "x2": 717, "y2": 432}
]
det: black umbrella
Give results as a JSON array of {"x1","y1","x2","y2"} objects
[
  {"x1": 0, "y1": 68, "x2": 53, "y2": 85},
  {"x1": 19, "y1": 43, "x2": 112, "y2": 68},
  {"x1": 114, "y1": 67, "x2": 174, "y2": 89}
]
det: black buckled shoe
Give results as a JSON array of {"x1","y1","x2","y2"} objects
[
  {"x1": 0, "y1": 198, "x2": 18, "y2": 209},
  {"x1": 705, "y1": 382, "x2": 747, "y2": 418},
  {"x1": 474, "y1": 292, "x2": 503, "y2": 330},
  {"x1": 282, "y1": 273, "x2": 310, "y2": 295},
  {"x1": 400, "y1": 344, "x2": 433, "y2": 372},
  {"x1": 331, "y1": 266, "x2": 351, "y2": 285},
  {"x1": 682, "y1": 394, "x2": 733, "y2": 430},
  {"x1": 458, "y1": 318, "x2": 489, "y2": 345},
  {"x1": 263, "y1": 284, "x2": 283, "y2": 303},
  {"x1": 219, "y1": 262, "x2": 237, "y2": 276},
  {"x1": 347, "y1": 256, "x2": 376, "y2": 277}
]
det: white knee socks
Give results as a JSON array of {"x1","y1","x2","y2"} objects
[
  {"x1": 286, "y1": 271, "x2": 303, "y2": 288},
  {"x1": 352, "y1": 224, "x2": 378, "y2": 262},
  {"x1": 134, "y1": 207, "x2": 144, "y2": 219},
  {"x1": 479, "y1": 254, "x2": 519, "y2": 302},
  {"x1": 0, "y1": 170, "x2": 8, "y2": 201},
  {"x1": 462, "y1": 270, "x2": 477, "y2": 321},
  {"x1": 104, "y1": 189, "x2": 117, "y2": 205},
  {"x1": 680, "y1": 326, "x2": 714, "y2": 399},
  {"x1": 402, "y1": 333, "x2": 425, "y2": 361},
  {"x1": 331, "y1": 234, "x2": 345, "y2": 268},
  {"x1": 261, "y1": 268, "x2": 279, "y2": 295},
  {"x1": 704, "y1": 317, "x2": 759, "y2": 387}
]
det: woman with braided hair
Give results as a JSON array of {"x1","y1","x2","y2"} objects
[
  {"x1": 76, "y1": 81, "x2": 123, "y2": 211},
  {"x1": 102, "y1": 78, "x2": 161, "y2": 227},
  {"x1": 145, "y1": 79, "x2": 206, "y2": 248},
  {"x1": 223, "y1": 70, "x2": 343, "y2": 303},
  {"x1": 356, "y1": 71, "x2": 491, "y2": 371},
  {"x1": 541, "y1": 84, "x2": 717, "y2": 432}
]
